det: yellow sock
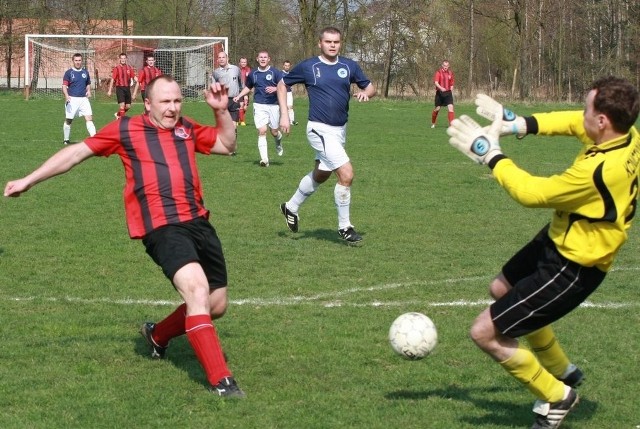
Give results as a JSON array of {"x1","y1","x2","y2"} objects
[
  {"x1": 525, "y1": 326, "x2": 570, "y2": 378},
  {"x1": 500, "y1": 344, "x2": 565, "y2": 402}
]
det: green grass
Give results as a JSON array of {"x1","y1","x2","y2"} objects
[{"x1": 1, "y1": 94, "x2": 639, "y2": 428}]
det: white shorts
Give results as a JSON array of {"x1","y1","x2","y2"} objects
[
  {"x1": 253, "y1": 103, "x2": 280, "y2": 130},
  {"x1": 65, "y1": 96, "x2": 92, "y2": 119},
  {"x1": 307, "y1": 121, "x2": 349, "y2": 172}
]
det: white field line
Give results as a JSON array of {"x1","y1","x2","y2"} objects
[{"x1": 5, "y1": 269, "x2": 639, "y2": 309}]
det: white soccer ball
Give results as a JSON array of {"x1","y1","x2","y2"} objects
[{"x1": 389, "y1": 312, "x2": 438, "y2": 360}]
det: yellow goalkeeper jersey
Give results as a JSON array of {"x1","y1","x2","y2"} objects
[{"x1": 492, "y1": 110, "x2": 640, "y2": 271}]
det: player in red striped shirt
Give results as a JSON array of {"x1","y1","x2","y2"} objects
[
  {"x1": 431, "y1": 60, "x2": 455, "y2": 128},
  {"x1": 238, "y1": 56, "x2": 251, "y2": 126},
  {"x1": 107, "y1": 53, "x2": 138, "y2": 119},
  {"x1": 132, "y1": 54, "x2": 163, "y2": 101},
  {"x1": 4, "y1": 75, "x2": 245, "y2": 398}
]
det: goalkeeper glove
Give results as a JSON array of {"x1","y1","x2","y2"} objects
[
  {"x1": 447, "y1": 114, "x2": 503, "y2": 165},
  {"x1": 475, "y1": 94, "x2": 527, "y2": 138}
]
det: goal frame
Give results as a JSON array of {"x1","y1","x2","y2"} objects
[{"x1": 24, "y1": 34, "x2": 228, "y2": 99}]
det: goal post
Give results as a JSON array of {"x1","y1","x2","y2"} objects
[{"x1": 24, "y1": 34, "x2": 227, "y2": 100}]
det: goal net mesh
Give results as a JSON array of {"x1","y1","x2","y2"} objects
[{"x1": 25, "y1": 35, "x2": 226, "y2": 100}]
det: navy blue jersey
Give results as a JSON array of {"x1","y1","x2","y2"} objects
[
  {"x1": 63, "y1": 68, "x2": 91, "y2": 97},
  {"x1": 282, "y1": 70, "x2": 292, "y2": 93},
  {"x1": 282, "y1": 56, "x2": 371, "y2": 126},
  {"x1": 245, "y1": 66, "x2": 283, "y2": 105}
]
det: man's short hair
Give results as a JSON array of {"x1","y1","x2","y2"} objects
[
  {"x1": 591, "y1": 76, "x2": 640, "y2": 133},
  {"x1": 319, "y1": 26, "x2": 342, "y2": 39},
  {"x1": 146, "y1": 75, "x2": 177, "y2": 100}
]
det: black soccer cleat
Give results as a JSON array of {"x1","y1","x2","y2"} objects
[
  {"x1": 280, "y1": 203, "x2": 299, "y2": 233},
  {"x1": 559, "y1": 365, "x2": 584, "y2": 388},
  {"x1": 139, "y1": 322, "x2": 167, "y2": 359},
  {"x1": 530, "y1": 387, "x2": 579, "y2": 429},
  {"x1": 209, "y1": 376, "x2": 246, "y2": 398},
  {"x1": 338, "y1": 226, "x2": 362, "y2": 243},
  {"x1": 63, "y1": 140, "x2": 70, "y2": 145}
]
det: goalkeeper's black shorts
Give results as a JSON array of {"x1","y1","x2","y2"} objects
[{"x1": 490, "y1": 224, "x2": 606, "y2": 338}]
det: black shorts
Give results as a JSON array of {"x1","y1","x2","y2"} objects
[
  {"x1": 491, "y1": 224, "x2": 606, "y2": 338},
  {"x1": 434, "y1": 90, "x2": 453, "y2": 107},
  {"x1": 142, "y1": 217, "x2": 228, "y2": 289},
  {"x1": 116, "y1": 86, "x2": 132, "y2": 104},
  {"x1": 227, "y1": 97, "x2": 240, "y2": 122}
]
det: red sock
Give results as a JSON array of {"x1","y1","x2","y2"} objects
[
  {"x1": 185, "y1": 314, "x2": 231, "y2": 385},
  {"x1": 239, "y1": 108, "x2": 245, "y2": 122},
  {"x1": 118, "y1": 108, "x2": 126, "y2": 117},
  {"x1": 448, "y1": 111, "x2": 455, "y2": 124},
  {"x1": 431, "y1": 110, "x2": 438, "y2": 125},
  {"x1": 153, "y1": 303, "x2": 187, "y2": 346}
]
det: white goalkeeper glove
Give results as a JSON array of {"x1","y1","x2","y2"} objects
[
  {"x1": 447, "y1": 114, "x2": 503, "y2": 165},
  {"x1": 475, "y1": 93, "x2": 527, "y2": 138}
]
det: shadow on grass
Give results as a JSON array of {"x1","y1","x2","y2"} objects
[
  {"x1": 278, "y1": 228, "x2": 365, "y2": 246},
  {"x1": 385, "y1": 384, "x2": 597, "y2": 427},
  {"x1": 135, "y1": 335, "x2": 211, "y2": 388}
]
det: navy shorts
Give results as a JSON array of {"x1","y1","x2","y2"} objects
[
  {"x1": 142, "y1": 217, "x2": 228, "y2": 289},
  {"x1": 491, "y1": 224, "x2": 606, "y2": 338},
  {"x1": 116, "y1": 86, "x2": 132, "y2": 104},
  {"x1": 435, "y1": 90, "x2": 453, "y2": 107}
]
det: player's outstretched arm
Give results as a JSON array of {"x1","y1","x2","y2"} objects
[
  {"x1": 447, "y1": 114, "x2": 503, "y2": 165},
  {"x1": 475, "y1": 94, "x2": 527, "y2": 138},
  {"x1": 4, "y1": 143, "x2": 95, "y2": 197}
]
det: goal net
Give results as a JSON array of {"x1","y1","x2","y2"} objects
[{"x1": 24, "y1": 34, "x2": 227, "y2": 100}]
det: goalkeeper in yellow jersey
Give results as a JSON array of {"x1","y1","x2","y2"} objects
[{"x1": 447, "y1": 76, "x2": 640, "y2": 429}]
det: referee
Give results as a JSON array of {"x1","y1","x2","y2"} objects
[{"x1": 212, "y1": 51, "x2": 242, "y2": 128}]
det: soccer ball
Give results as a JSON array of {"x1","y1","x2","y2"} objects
[{"x1": 388, "y1": 312, "x2": 438, "y2": 360}]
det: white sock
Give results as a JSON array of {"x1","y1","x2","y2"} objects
[
  {"x1": 289, "y1": 108, "x2": 295, "y2": 122},
  {"x1": 288, "y1": 172, "x2": 319, "y2": 213},
  {"x1": 86, "y1": 121, "x2": 96, "y2": 137},
  {"x1": 258, "y1": 135, "x2": 268, "y2": 162},
  {"x1": 274, "y1": 131, "x2": 282, "y2": 144},
  {"x1": 335, "y1": 183, "x2": 351, "y2": 230},
  {"x1": 63, "y1": 123, "x2": 71, "y2": 140}
]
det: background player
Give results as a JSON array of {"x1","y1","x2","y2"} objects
[
  {"x1": 132, "y1": 54, "x2": 163, "y2": 101},
  {"x1": 278, "y1": 26, "x2": 376, "y2": 243},
  {"x1": 431, "y1": 60, "x2": 455, "y2": 128},
  {"x1": 107, "y1": 52, "x2": 137, "y2": 119},
  {"x1": 234, "y1": 51, "x2": 284, "y2": 167},
  {"x1": 282, "y1": 60, "x2": 297, "y2": 125},
  {"x1": 62, "y1": 53, "x2": 96, "y2": 145},
  {"x1": 238, "y1": 56, "x2": 251, "y2": 126}
]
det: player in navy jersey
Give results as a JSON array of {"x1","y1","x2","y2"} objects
[
  {"x1": 277, "y1": 26, "x2": 376, "y2": 243},
  {"x1": 4, "y1": 75, "x2": 245, "y2": 398},
  {"x1": 233, "y1": 51, "x2": 284, "y2": 166},
  {"x1": 62, "y1": 53, "x2": 96, "y2": 145}
]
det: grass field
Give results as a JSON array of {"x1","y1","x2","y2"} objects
[{"x1": 1, "y1": 91, "x2": 639, "y2": 428}]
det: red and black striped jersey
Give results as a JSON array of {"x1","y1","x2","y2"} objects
[
  {"x1": 434, "y1": 67, "x2": 454, "y2": 91},
  {"x1": 111, "y1": 64, "x2": 136, "y2": 87},
  {"x1": 84, "y1": 114, "x2": 218, "y2": 238},
  {"x1": 137, "y1": 66, "x2": 163, "y2": 91}
]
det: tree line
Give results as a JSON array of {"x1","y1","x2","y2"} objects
[{"x1": 2, "y1": 0, "x2": 639, "y2": 101}]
